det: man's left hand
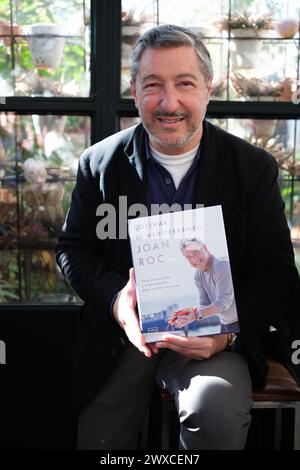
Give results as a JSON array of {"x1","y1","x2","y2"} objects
[{"x1": 155, "y1": 334, "x2": 229, "y2": 360}]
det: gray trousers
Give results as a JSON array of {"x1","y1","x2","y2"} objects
[{"x1": 77, "y1": 345, "x2": 253, "y2": 450}]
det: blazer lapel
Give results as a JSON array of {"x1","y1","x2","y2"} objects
[
  {"x1": 119, "y1": 124, "x2": 148, "y2": 208},
  {"x1": 194, "y1": 120, "x2": 225, "y2": 207},
  {"x1": 114, "y1": 125, "x2": 148, "y2": 275}
]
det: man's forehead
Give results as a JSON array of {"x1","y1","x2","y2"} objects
[{"x1": 137, "y1": 45, "x2": 202, "y2": 74}]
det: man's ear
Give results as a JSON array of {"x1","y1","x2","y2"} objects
[
  {"x1": 206, "y1": 79, "x2": 212, "y2": 103},
  {"x1": 130, "y1": 80, "x2": 138, "y2": 107}
]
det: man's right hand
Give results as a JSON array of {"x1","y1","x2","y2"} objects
[
  {"x1": 112, "y1": 268, "x2": 154, "y2": 358},
  {"x1": 168, "y1": 307, "x2": 198, "y2": 328}
]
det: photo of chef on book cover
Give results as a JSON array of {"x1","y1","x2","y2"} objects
[{"x1": 128, "y1": 205, "x2": 239, "y2": 343}]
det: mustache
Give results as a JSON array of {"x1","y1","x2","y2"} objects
[{"x1": 153, "y1": 111, "x2": 188, "y2": 118}]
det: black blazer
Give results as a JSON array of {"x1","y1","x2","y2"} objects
[{"x1": 56, "y1": 121, "x2": 299, "y2": 410}]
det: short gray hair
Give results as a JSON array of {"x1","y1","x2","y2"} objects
[
  {"x1": 180, "y1": 238, "x2": 204, "y2": 252},
  {"x1": 131, "y1": 24, "x2": 213, "y2": 84}
]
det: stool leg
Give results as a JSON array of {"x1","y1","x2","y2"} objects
[{"x1": 294, "y1": 403, "x2": 300, "y2": 450}]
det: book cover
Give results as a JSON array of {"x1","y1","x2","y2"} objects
[{"x1": 128, "y1": 206, "x2": 239, "y2": 343}]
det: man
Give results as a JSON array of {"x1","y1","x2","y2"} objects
[
  {"x1": 168, "y1": 238, "x2": 239, "y2": 333},
  {"x1": 56, "y1": 25, "x2": 299, "y2": 450}
]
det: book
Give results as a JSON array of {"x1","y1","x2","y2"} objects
[{"x1": 128, "y1": 205, "x2": 239, "y2": 343}]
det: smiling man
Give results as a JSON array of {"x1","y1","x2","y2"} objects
[
  {"x1": 131, "y1": 45, "x2": 211, "y2": 154},
  {"x1": 168, "y1": 239, "x2": 239, "y2": 333},
  {"x1": 56, "y1": 25, "x2": 299, "y2": 450}
]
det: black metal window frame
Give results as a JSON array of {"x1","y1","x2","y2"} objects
[
  {"x1": 0, "y1": 0, "x2": 299, "y2": 307},
  {"x1": 1, "y1": 0, "x2": 299, "y2": 139}
]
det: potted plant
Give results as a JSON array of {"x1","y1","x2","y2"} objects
[
  {"x1": 23, "y1": 23, "x2": 66, "y2": 70},
  {"x1": 218, "y1": 12, "x2": 273, "y2": 68},
  {"x1": 274, "y1": 18, "x2": 299, "y2": 39},
  {"x1": 231, "y1": 73, "x2": 286, "y2": 101},
  {"x1": 0, "y1": 20, "x2": 20, "y2": 47},
  {"x1": 22, "y1": 158, "x2": 65, "y2": 236},
  {"x1": 122, "y1": 10, "x2": 141, "y2": 69}
]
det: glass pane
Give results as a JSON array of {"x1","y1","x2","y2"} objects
[
  {"x1": 0, "y1": 0, "x2": 91, "y2": 97},
  {"x1": 231, "y1": 0, "x2": 300, "y2": 29},
  {"x1": 0, "y1": 112, "x2": 90, "y2": 302},
  {"x1": 208, "y1": 116, "x2": 300, "y2": 265},
  {"x1": 206, "y1": 39, "x2": 229, "y2": 100},
  {"x1": 20, "y1": 248, "x2": 77, "y2": 302},
  {"x1": 0, "y1": 181, "x2": 18, "y2": 249},
  {"x1": 121, "y1": 0, "x2": 157, "y2": 98},
  {"x1": 0, "y1": 251, "x2": 20, "y2": 302},
  {"x1": 158, "y1": 0, "x2": 228, "y2": 30},
  {"x1": 230, "y1": 40, "x2": 298, "y2": 101},
  {"x1": 120, "y1": 116, "x2": 140, "y2": 131},
  {"x1": 121, "y1": 0, "x2": 300, "y2": 101}
]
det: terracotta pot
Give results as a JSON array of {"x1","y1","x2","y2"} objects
[
  {"x1": 0, "y1": 21, "x2": 20, "y2": 46},
  {"x1": 275, "y1": 18, "x2": 299, "y2": 38}
]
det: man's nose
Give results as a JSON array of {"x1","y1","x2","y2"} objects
[{"x1": 160, "y1": 85, "x2": 179, "y2": 113}]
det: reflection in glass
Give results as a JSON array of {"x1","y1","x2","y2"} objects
[
  {"x1": 121, "y1": 0, "x2": 156, "y2": 98},
  {"x1": 120, "y1": 116, "x2": 140, "y2": 131},
  {"x1": 158, "y1": 0, "x2": 228, "y2": 30},
  {"x1": 121, "y1": 0, "x2": 300, "y2": 102},
  {"x1": 0, "y1": 113, "x2": 90, "y2": 302},
  {"x1": 20, "y1": 248, "x2": 76, "y2": 302},
  {"x1": 0, "y1": 0, "x2": 91, "y2": 97},
  {"x1": 208, "y1": 116, "x2": 299, "y2": 263},
  {"x1": 0, "y1": 250, "x2": 19, "y2": 302}
]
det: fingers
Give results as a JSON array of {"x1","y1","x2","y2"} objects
[
  {"x1": 122, "y1": 302, "x2": 151, "y2": 357},
  {"x1": 112, "y1": 268, "x2": 152, "y2": 358},
  {"x1": 148, "y1": 343, "x2": 159, "y2": 354},
  {"x1": 130, "y1": 329, "x2": 152, "y2": 357},
  {"x1": 155, "y1": 335, "x2": 212, "y2": 359},
  {"x1": 157, "y1": 334, "x2": 209, "y2": 349},
  {"x1": 123, "y1": 313, "x2": 152, "y2": 357},
  {"x1": 155, "y1": 339, "x2": 202, "y2": 358},
  {"x1": 129, "y1": 267, "x2": 137, "y2": 308},
  {"x1": 176, "y1": 309, "x2": 190, "y2": 317}
]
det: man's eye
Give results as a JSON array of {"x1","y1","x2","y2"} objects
[
  {"x1": 179, "y1": 81, "x2": 194, "y2": 87},
  {"x1": 144, "y1": 83, "x2": 160, "y2": 89}
]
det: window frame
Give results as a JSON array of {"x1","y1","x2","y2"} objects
[{"x1": 0, "y1": 0, "x2": 299, "y2": 304}]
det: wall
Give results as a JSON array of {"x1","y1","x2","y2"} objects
[{"x1": 0, "y1": 305, "x2": 80, "y2": 450}]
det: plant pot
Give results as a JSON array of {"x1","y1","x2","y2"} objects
[
  {"x1": 274, "y1": 18, "x2": 299, "y2": 38},
  {"x1": 122, "y1": 25, "x2": 141, "y2": 45},
  {"x1": 0, "y1": 21, "x2": 20, "y2": 46},
  {"x1": 230, "y1": 28, "x2": 267, "y2": 69},
  {"x1": 24, "y1": 23, "x2": 66, "y2": 70}
]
